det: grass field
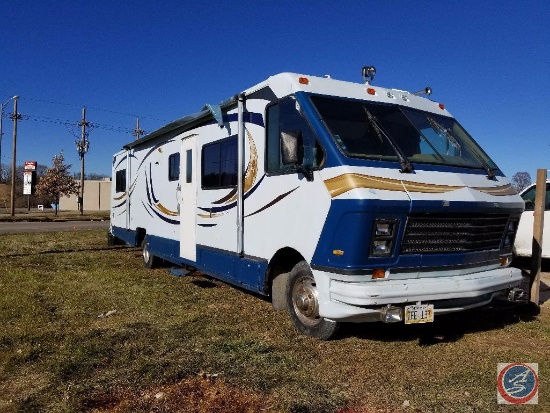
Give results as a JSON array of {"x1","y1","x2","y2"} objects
[{"x1": 0, "y1": 229, "x2": 548, "y2": 412}]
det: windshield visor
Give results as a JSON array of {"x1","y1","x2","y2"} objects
[{"x1": 311, "y1": 95, "x2": 498, "y2": 170}]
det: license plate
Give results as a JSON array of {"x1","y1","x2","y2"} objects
[{"x1": 404, "y1": 303, "x2": 434, "y2": 324}]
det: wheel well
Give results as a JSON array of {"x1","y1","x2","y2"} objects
[
  {"x1": 265, "y1": 248, "x2": 304, "y2": 293},
  {"x1": 265, "y1": 248, "x2": 304, "y2": 310}
]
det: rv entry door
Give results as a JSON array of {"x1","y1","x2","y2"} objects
[{"x1": 179, "y1": 135, "x2": 197, "y2": 262}]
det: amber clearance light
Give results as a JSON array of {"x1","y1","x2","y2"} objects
[
  {"x1": 298, "y1": 77, "x2": 309, "y2": 85},
  {"x1": 372, "y1": 268, "x2": 386, "y2": 279}
]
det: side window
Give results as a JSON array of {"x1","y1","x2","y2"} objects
[
  {"x1": 201, "y1": 136, "x2": 238, "y2": 189},
  {"x1": 168, "y1": 153, "x2": 180, "y2": 181},
  {"x1": 521, "y1": 184, "x2": 550, "y2": 211},
  {"x1": 266, "y1": 98, "x2": 324, "y2": 175},
  {"x1": 115, "y1": 169, "x2": 126, "y2": 192}
]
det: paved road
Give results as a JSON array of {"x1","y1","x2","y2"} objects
[{"x1": 0, "y1": 220, "x2": 110, "y2": 234}]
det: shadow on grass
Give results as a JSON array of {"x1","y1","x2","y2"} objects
[
  {"x1": 191, "y1": 279, "x2": 219, "y2": 289},
  {"x1": 338, "y1": 304, "x2": 538, "y2": 345},
  {"x1": 161, "y1": 267, "x2": 542, "y2": 346},
  {"x1": 0, "y1": 245, "x2": 135, "y2": 258}
]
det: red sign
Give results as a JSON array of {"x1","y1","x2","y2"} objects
[{"x1": 25, "y1": 161, "x2": 37, "y2": 171}]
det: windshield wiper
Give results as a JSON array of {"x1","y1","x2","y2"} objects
[
  {"x1": 426, "y1": 117, "x2": 495, "y2": 179},
  {"x1": 426, "y1": 116, "x2": 495, "y2": 179},
  {"x1": 480, "y1": 160, "x2": 496, "y2": 180},
  {"x1": 364, "y1": 108, "x2": 414, "y2": 173},
  {"x1": 427, "y1": 116, "x2": 462, "y2": 156}
]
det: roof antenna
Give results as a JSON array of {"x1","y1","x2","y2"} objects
[{"x1": 362, "y1": 66, "x2": 376, "y2": 85}]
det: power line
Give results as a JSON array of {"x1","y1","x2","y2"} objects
[
  {"x1": 3, "y1": 96, "x2": 159, "y2": 138},
  {"x1": 20, "y1": 96, "x2": 169, "y2": 122},
  {"x1": 17, "y1": 114, "x2": 149, "y2": 136}
]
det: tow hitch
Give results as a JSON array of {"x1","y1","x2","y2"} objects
[{"x1": 507, "y1": 287, "x2": 528, "y2": 303}]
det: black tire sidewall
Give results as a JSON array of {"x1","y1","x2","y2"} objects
[{"x1": 286, "y1": 261, "x2": 339, "y2": 340}]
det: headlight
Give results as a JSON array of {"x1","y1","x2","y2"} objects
[
  {"x1": 502, "y1": 219, "x2": 518, "y2": 248},
  {"x1": 370, "y1": 219, "x2": 398, "y2": 257}
]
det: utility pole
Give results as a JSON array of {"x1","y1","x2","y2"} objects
[
  {"x1": 0, "y1": 95, "x2": 18, "y2": 183},
  {"x1": 9, "y1": 96, "x2": 21, "y2": 217},
  {"x1": 133, "y1": 117, "x2": 144, "y2": 140},
  {"x1": 530, "y1": 168, "x2": 547, "y2": 307},
  {"x1": 75, "y1": 107, "x2": 90, "y2": 215}
]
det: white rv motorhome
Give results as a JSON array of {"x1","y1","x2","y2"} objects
[{"x1": 110, "y1": 68, "x2": 526, "y2": 339}]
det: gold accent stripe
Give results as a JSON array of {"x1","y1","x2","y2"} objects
[
  {"x1": 113, "y1": 192, "x2": 126, "y2": 201},
  {"x1": 155, "y1": 203, "x2": 179, "y2": 217},
  {"x1": 225, "y1": 129, "x2": 259, "y2": 204},
  {"x1": 474, "y1": 185, "x2": 516, "y2": 196},
  {"x1": 198, "y1": 213, "x2": 223, "y2": 219},
  {"x1": 324, "y1": 173, "x2": 515, "y2": 198}
]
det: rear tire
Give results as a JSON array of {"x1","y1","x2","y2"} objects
[
  {"x1": 142, "y1": 239, "x2": 159, "y2": 269},
  {"x1": 286, "y1": 261, "x2": 339, "y2": 340}
]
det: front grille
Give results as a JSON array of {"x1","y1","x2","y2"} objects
[{"x1": 401, "y1": 214, "x2": 509, "y2": 254}]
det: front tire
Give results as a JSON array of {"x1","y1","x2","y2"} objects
[
  {"x1": 142, "y1": 239, "x2": 159, "y2": 269},
  {"x1": 286, "y1": 261, "x2": 339, "y2": 340}
]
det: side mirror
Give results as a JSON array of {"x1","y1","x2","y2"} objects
[
  {"x1": 280, "y1": 130, "x2": 313, "y2": 181},
  {"x1": 280, "y1": 130, "x2": 303, "y2": 166}
]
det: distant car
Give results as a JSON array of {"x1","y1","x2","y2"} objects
[{"x1": 514, "y1": 181, "x2": 550, "y2": 258}]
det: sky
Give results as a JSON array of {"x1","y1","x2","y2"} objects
[{"x1": 0, "y1": 0, "x2": 549, "y2": 180}]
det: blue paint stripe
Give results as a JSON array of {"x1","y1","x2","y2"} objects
[
  {"x1": 113, "y1": 199, "x2": 126, "y2": 209},
  {"x1": 147, "y1": 203, "x2": 180, "y2": 225},
  {"x1": 141, "y1": 200, "x2": 154, "y2": 218},
  {"x1": 311, "y1": 198, "x2": 521, "y2": 272},
  {"x1": 113, "y1": 153, "x2": 137, "y2": 169}
]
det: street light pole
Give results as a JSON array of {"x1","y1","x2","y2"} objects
[
  {"x1": 9, "y1": 96, "x2": 21, "y2": 217},
  {"x1": 0, "y1": 95, "x2": 18, "y2": 183}
]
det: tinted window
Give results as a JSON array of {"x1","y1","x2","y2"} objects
[
  {"x1": 115, "y1": 169, "x2": 126, "y2": 192},
  {"x1": 202, "y1": 136, "x2": 238, "y2": 189},
  {"x1": 311, "y1": 95, "x2": 498, "y2": 169},
  {"x1": 521, "y1": 183, "x2": 550, "y2": 211},
  {"x1": 168, "y1": 153, "x2": 180, "y2": 181},
  {"x1": 186, "y1": 150, "x2": 192, "y2": 183}
]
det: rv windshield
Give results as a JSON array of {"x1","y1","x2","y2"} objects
[{"x1": 311, "y1": 95, "x2": 498, "y2": 170}]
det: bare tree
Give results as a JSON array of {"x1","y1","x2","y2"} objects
[
  {"x1": 73, "y1": 172, "x2": 109, "y2": 181},
  {"x1": 35, "y1": 153, "x2": 80, "y2": 215},
  {"x1": 511, "y1": 172, "x2": 532, "y2": 193}
]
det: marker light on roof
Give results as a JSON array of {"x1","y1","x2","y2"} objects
[
  {"x1": 367, "y1": 88, "x2": 376, "y2": 95},
  {"x1": 298, "y1": 77, "x2": 309, "y2": 85},
  {"x1": 439, "y1": 103, "x2": 445, "y2": 110}
]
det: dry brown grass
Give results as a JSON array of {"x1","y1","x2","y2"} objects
[
  {"x1": 1, "y1": 229, "x2": 549, "y2": 412},
  {"x1": 86, "y1": 375, "x2": 270, "y2": 413}
]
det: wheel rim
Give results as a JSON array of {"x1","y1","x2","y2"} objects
[
  {"x1": 291, "y1": 274, "x2": 321, "y2": 327},
  {"x1": 143, "y1": 244, "x2": 150, "y2": 263}
]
